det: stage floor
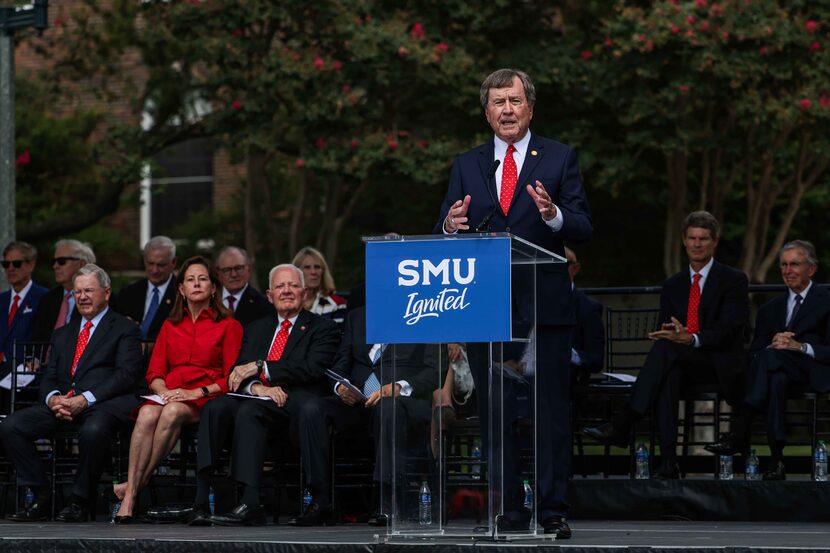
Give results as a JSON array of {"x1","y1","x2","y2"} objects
[{"x1": 2, "y1": 520, "x2": 830, "y2": 551}]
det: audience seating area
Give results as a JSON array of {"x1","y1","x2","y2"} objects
[{"x1": 2, "y1": 284, "x2": 830, "y2": 520}]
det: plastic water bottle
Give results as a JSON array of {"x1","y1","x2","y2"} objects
[
  {"x1": 522, "y1": 480, "x2": 534, "y2": 512},
  {"x1": 418, "y1": 481, "x2": 432, "y2": 526},
  {"x1": 719, "y1": 455, "x2": 733, "y2": 480},
  {"x1": 814, "y1": 440, "x2": 828, "y2": 481},
  {"x1": 208, "y1": 486, "x2": 216, "y2": 514},
  {"x1": 635, "y1": 443, "x2": 649, "y2": 479},
  {"x1": 746, "y1": 449, "x2": 761, "y2": 480},
  {"x1": 23, "y1": 487, "x2": 34, "y2": 510},
  {"x1": 303, "y1": 488, "x2": 313, "y2": 510},
  {"x1": 109, "y1": 480, "x2": 121, "y2": 523},
  {"x1": 471, "y1": 443, "x2": 482, "y2": 480}
]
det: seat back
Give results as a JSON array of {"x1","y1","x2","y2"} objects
[{"x1": 9, "y1": 340, "x2": 51, "y2": 414}]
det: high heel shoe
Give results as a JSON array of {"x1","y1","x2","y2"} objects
[{"x1": 114, "y1": 514, "x2": 134, "y2": 524}]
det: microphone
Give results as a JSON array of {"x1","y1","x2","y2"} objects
[{"x1": 475, "y1": 159, "x2": 501, "y2": 232}]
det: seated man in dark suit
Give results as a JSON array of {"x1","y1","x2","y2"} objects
[
  {"x1": 111, "y1": 235, "x2": 177, "y2": 341},
  {"x1": 0, "y1": 264, "x2": 144, "y2": 522},
  {"x1": 1, "y1": 241, "x2": 49, "y2": 412},
  {"x1": 172, "y1": 264, "x2": 339, "y2": 526},
  {"x1": 565, "y1": 247, "x2": 604, "y2": 383},
  {"x1": 215, "y1": 246, "x2": 272, "y2": 327},
  {"x1": 583, "y1": 211, "x2": 749, "y2": 478},
  {"x1": 30, "y1": 239, "x2": 95, "y2": 343},
  {"x1": 706, "y1": 240, "x2": 830, "y2": 479},
  {"x1": 289, "y1": 306, "x2": 443, "y2": 526}
]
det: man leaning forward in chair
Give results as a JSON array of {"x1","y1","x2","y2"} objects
[
  {"x1": 583, "y1": 211, "x2": 749, "y2": 478},
  {"x1": 0, "y1": 264, "x2": 144, "y2": 522},
  {"x1": 706, "y1": 240, "x2": 830, "y2": 479}
]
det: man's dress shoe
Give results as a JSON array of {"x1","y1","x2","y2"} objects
[
  {"x1": 704, "y1": 433, "x2": 745, "y2": 456},
  {"x1": 8, "y1": 501, "x2": 50, "y2": 522},
  {"x1": 367, "y1": 512, "x2": 388, "y2": 527},
  {"x1": 495, "y1": 513, "x2": 530, "y2": 532},
  {"x1": 581, "y1": 422, "x2": 628, "y2": 448},
  {"x1": 55, "y1": 502, "x2": 88, "y2": 523},
  {"x1": 210, "y1": 503, "x2": 266, "y2": 526},
  {"x1": 147, "y1": 503, "x2": 211, "y2": 524},
  {"x1": 287, "y1": 502, "x2": 335, "y2": 526},
  {"x1": 541, "y1": 516, "x2": 572, "y2": 539},
  {"x1": 763, "y1": 460, "x2": 786, "y2": 481}
]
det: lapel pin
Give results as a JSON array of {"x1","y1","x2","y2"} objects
[
  {"x1": 531, "y1": 150, "x2": 538, "y2": 156},
  {"x1": 165, "y1": 299, "x2": 171, "y2": 304}
]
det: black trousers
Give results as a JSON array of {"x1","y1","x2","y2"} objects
[
  {"x1": 198, "y1": 391, "x2": 314, "y2": 492},
  {"x1": 628, "y1": 339, "x2": 718, "y2": 450},
  {"x1": 294, "y1": 394, "x2": 430, "y2": 503},
  {"x1": 468, "y1": 325, "x2": 572, "y2": 521},
  {"x1": 744, "y1": 348, "x2": 810, "y2": 445},
  {"x1": 0, "y1": 402, "x2": 121, "y2": 500}
]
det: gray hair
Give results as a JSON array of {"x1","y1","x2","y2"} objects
[
  {"x1": 480, "y1": 68, "x2": 536, "y2": 109},
  {"x1": 217, "y1": 246, "x2": 252, "y2": 266},
  {"x1": 781, "y1": 240, "x2": 818, "y2": 266},
  {"x1": 3, "y1": 241, "x2": 37, "y2": 260},
  {"x1": 682, "y1": 211, "x2": 720, "y2": 240},
  {"x1": 55, "y1": 239, "x2": 96, "y2": 263},
  {"x1": 144, "y1": 235, "x2": 176, "y2": 260},
  {"x1": 268, "y1": 263, "x2": 305, "y2": 289},
  {"x1": 73, "y1": 263, "x2": 111, "y2": 289}
]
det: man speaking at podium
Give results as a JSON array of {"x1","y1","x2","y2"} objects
[{"x1": 434, "y1": 68, "x2": 592, "y2": 538}]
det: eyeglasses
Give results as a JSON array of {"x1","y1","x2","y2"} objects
[
  {"x1": 218, "y1": 265, "x2": 247, "y2": 275},
  {"x1": 302, "y1": 264, "x2": 323, "y2": 271},
  {"x1": 52, "y1": 256, "x2": 82, "y2": 266},
  {"x1": 1, "y1": 259, "x2": 31, "y2": 269}
]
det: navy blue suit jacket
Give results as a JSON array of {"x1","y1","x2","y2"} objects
[
  {"x1": 751, "y1": 283, "x2": 830, "y2": 392},
  {"x1": 434, "y1": 133, "x2": 592, "y2": 325},
  {"x1": 0, "y1": 282, "x2": 49, "y2": 364}
]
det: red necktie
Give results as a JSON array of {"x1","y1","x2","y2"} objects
[
  {"x1": 8, "y1": 294, "x2": 20, "y2": 327},
  {"x1": 55, "y1": 291, "x2": 70, "y2": 329},
  {"x1": 267, "y1": 320, "x2": 292, "y2": 362},
  {"x1": 71, "y1": 321, "x2": 94, "y2": 377},
  {"x1": 499, "y1": 145, "x2": 518, "y2": 215},
  {"x1": 686, "y1": 273, "x2": 702, "y2": 334}
]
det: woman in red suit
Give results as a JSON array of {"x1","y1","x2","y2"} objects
[{"x1": 112, "y1": 256, "x2": 243, "y2": 522}]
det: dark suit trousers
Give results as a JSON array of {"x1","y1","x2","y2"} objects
[
  {"x1": 744, "y1": 348, "x2": 810, "y2": 445},
  {"x1": 197, "y1": 395, "x2": 244, "y2": 473},
  {"x1": 0, "y1": 403, "x2": 121, "y2": 499},
  {"x1": 296, "y1": 395, "x2": 430, "y2": 504},
  {"x1": 629, "y1": 340, "x2": 718, "y2": 450}
]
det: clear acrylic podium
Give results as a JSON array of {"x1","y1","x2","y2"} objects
[{"x1": 363, "y1": 232, "x2": 565, "y2": 540}]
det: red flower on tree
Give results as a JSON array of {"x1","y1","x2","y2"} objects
[
  {"x1": 313, "y1": 138, "x2": 327, "y2": 150},
  {"x1": 350, "y1": 139, "x2": 361, "y2": 149},
  {"x1": 671, "y1": 25, "x2": 680, "y2": 34},
  {"x1": 806, "y1": 20, "x2": 818, "y2": 34},
  {"x1": 604, "y1": 36, "x2": 614, "y2": 47},
  {"x1": 758, "y1": 46, "x2": 768, "y2": 56},
  {"x1": 580, "y1": 50, "x2": 593, "y2": 60},
  {"x1": 332, "y1": 60, "x2": 344, "y2": 71},
  {"x1": 230, "y1": 100, "x2": 242, "y2": 110},
  {"x1": 16, "y1": 150, "x2": 30, "y2": 167},
  {"x1": 295, "y1": 158, "x2": 306, "y2": 168},
  {"x1": 799, "y1": 98, "x2": 812, "y2": 111},
  {"x1": 313, "y1": 56, "x2": 326, "y2": 70},
  {"x1": 820, "y1": 95, "x2": 830, "y2": 108},
  {"x1": 231, "y1": 28, "x2": 243, "y2": 37},
  {"x1": 435, "y1": 42, "x2": 449, "y2": 52},
  {"x1": 410, "y1": 22, "x2": 426, "y2": 39},
  {"x1": 695, "y1": 0, "x2": 708, "y2": 7},
  {"x1": 810, "y1": 41, "x2": 821, "y2": 53},
  {"x1": 387, "y1": 140, "x2": 399, "y2": 151}
]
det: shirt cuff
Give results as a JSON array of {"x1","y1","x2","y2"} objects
[
  {"x1": 396, "y1": 380, "x2": 412, "y2": 397},
  {"x1": 805, "y1": 343, "x2": 816, "y2": 358},
  {"x1": 262, "y1": 363, "x2": 271, "y2": 381},
  {"x1": 45, "y1": 390, "x2": 60, "y2": 405},
  {"x1": 544, "y1": 204, "x2": 564, "y2": 232},
  {"x1": 571, "y1": 348, "x2": 582, "y2": 366},
  {"x1": 82, "y1": 391, "x2": 96, "y2": 406},
  {"x1": 692, "y1": 334, "x2": 701, "y2": 348},
  {"x1": 442, "y1": 216, "x2": 458, "y2": 234},
  {"x1": 243, "y1": 381, "x2": 261, "y2": 395}
]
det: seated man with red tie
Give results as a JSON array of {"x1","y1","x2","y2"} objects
[
  {"x1": 583, "y1": 211, "x2": 749, "y2": 478},
  {"x1": 1, "y1": 241, "x2": 48, "y2": 369},
  {"x1": 0, "y1": 264, "x2": 144, "y2": 522},
  {"x1": 166, "y1": 263, "x2": 340, "y2": 526}
]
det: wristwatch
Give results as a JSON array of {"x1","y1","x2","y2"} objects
[{"x1": 200, "y1": 386, "x2": 209, "y2": 397}]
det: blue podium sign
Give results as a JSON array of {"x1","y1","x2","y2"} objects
[{"x1": 365, "y1": 235, "x2": 512, "y2": 344}]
